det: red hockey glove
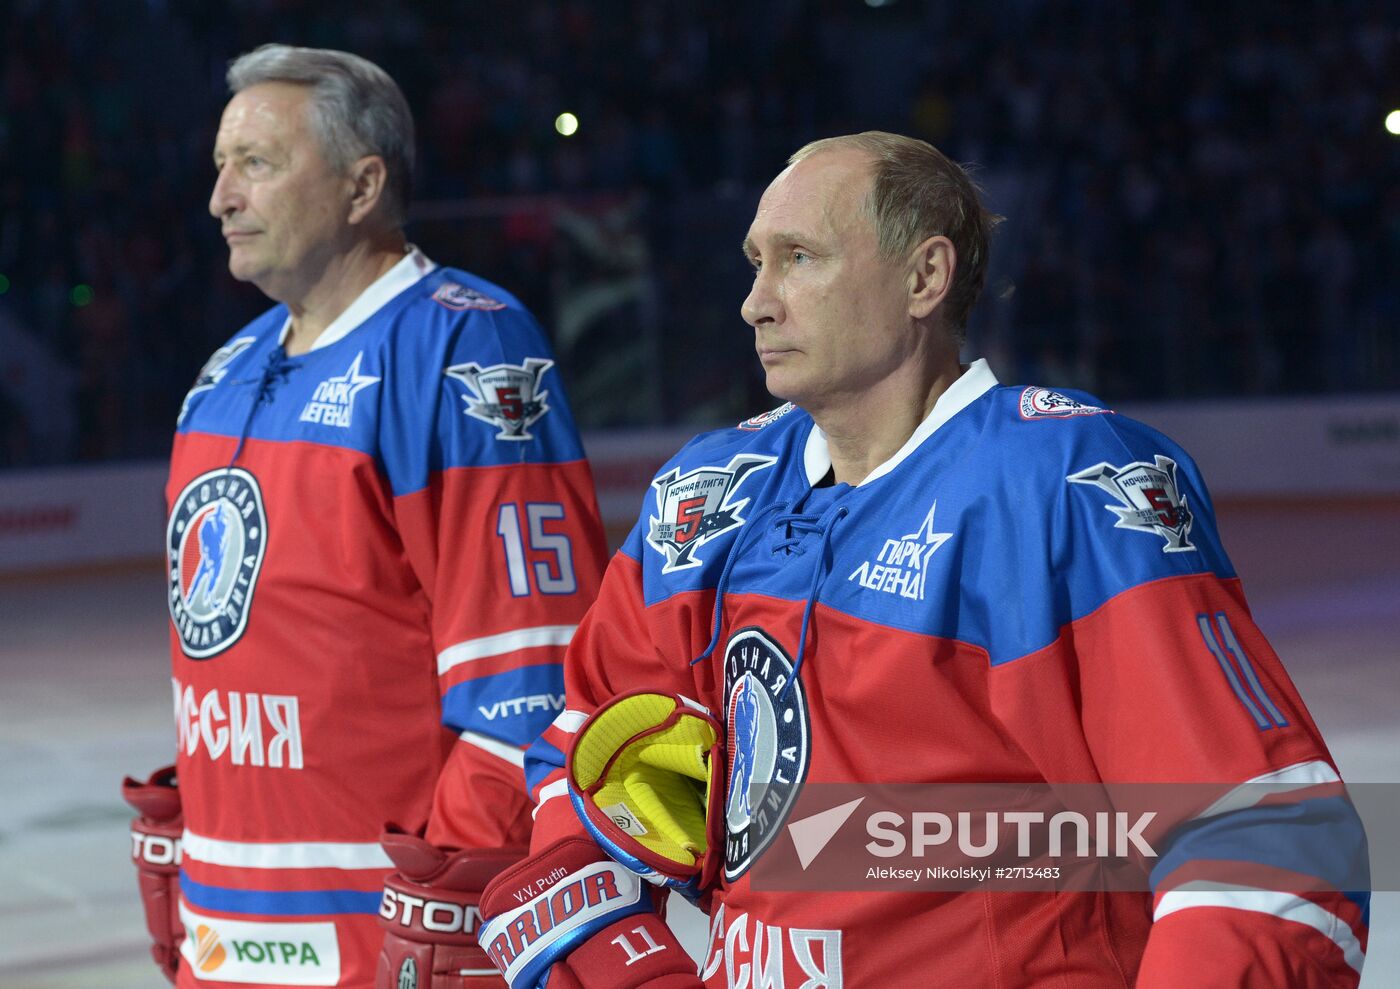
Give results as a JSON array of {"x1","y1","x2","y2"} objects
[
  {"x1": 477, "y1": 836, "x2": 701, "y2": 989},
  {"x1": 567, "y1": 692, "x2": 725, "y2": 905},
  {"x1": 376, "y1": 826, "x2": 526, "y2": 988},
  {"x1": 121, "y1": 765, "x2": 184, "y2": 984}
]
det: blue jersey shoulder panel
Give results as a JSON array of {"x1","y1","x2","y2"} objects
[
  {"x1": 173, "y1": 267, "x2": 584, "y2": 498},
  {"x1": 381, "y1": 266, "x2": 586, "y2": 498},
  {"x1": 960, "y1": 383, "x2": 1236, "y2": 664},
  {"x1": 620, "y1": 381, "x2": 1241, "y2": 667},
  {"x1": 175, "y1": 307, "x2": 288, "y2": 433}
]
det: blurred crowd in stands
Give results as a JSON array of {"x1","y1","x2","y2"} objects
[{"x1": 1, "y1": 0, "x2": 1396, "y2": 466}]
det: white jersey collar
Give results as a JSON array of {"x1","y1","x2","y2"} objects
[
  {"x1": 278, "y1": 246, "x2": 438, "y2": 352},
  {"x1": 802, "y1": 358, "x2": 999, "y2": 486}
]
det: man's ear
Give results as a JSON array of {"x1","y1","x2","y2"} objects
[
  {"x1": 346, "y1": 155, "x2": 389, "y2": 225},
  {"x1": 907, "y1": 235, "x2": 956, "y2": 320}
]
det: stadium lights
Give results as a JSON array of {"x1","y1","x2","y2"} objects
[
  {"x1": 555, "y1": 112, "x2": 580, "y2": 137},
  {"x1": 1386, "y1": 110, "x2": 1400, "y2": 136}
]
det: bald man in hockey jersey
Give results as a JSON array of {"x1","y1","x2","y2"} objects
[
  {"x1": 474, "y1": 132, "x2": 1369, "y2": 988},
  {"x1": 121, "y1": 45, "x2": 606, "y2": 988}
]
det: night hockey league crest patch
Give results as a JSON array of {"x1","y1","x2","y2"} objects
[
  {"x1": 645, "y1": 454, "x2": 775, "y2": 572},
  {"x1": 722, "y1": 627, "x2": 810, "y2": 883},
  {"x1": 167, "y1": 468, "x2": 268, "y2": 659},
  {"x1": 1067, "y1": 455, "x2": 1196, "y2": 552},
  {"x1": 737, "y1": 402, "x2": 796, "y2": 431},
  {"x1": 1018, "y1": 387, "x2": 1110, "y2": 420},
  {"x1": 431, "y1": 282, "x2": 507, "y2": 311},
  {"x1": 179, "y1": 336, "x2": 255, "y2": 425},
  {"x1": 444, "y1": 358, "x2": 553, "y2": 440}
]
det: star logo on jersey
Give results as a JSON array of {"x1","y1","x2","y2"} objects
[
  {"x1": 166, "y1": 467, "x2": 268, "y2": 659},
  {"x1": 178, "y1": 336, "x2": 256, "y2": 425},
  {"x1": 646, "y1": 455, "x2": 775, "y2": 572},
  {"x1": 1067, "y1": 455, "x2": 1196, "y2": 552},
  {"x1": 847, "y1": 501, "x2": 953, "y2": 601},
  {"x1": 444, "y1": 358, "x2": 553, "y2": 440},
  {"x1": 298, "y1": 352, "x2": 380, "y2": 429}
]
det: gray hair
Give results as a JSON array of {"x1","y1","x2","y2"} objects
[
  {"x1": 227, "y1": 44, "x2": 415, "y2": 227},
  {"x1": 790, "y1": 132, "x2": 1001, "y2": 339}
]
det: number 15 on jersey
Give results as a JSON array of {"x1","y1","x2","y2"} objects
[{"x1": 496, "y1": 502, "x2": 577, "y2": 596}]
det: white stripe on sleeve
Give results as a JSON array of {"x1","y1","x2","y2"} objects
[
  {"x1": 1155, "y1": 887, "x2": 1363, "y2": 975},
  {"x1": 551, "y1": 710, "x2": 589, "y2": 735},
  {"x1": 459, "y1": 730, "x2": 526, "y2": 767},
  {"x1": 437, "y1": 625, "x2": 577, "y2": 675},
  {"x1": 1196, "y1": 760, "x2": 1341, "y2": 820},
  {"x1": 533, "y1": 779, "x2": 569, "y2": 819}
]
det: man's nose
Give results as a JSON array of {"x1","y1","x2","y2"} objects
[
  {"x1": 741, "y1": 268, "x2": 783, "y2": 327},
  {"x1": 208, "y1": 164, "x2": 243, "y2": 220}
]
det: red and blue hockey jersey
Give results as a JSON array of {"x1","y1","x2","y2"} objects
[
  {"x1": 165, "y1": 249, "x2": 606, "y2": 987},
  {"x1": 527, "y1": 360, "x2": 1368, "y2": 987}
]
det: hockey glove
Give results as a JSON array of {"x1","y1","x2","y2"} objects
[
  {"x1": 477, "y1": 836, "x2": 701, "y2": 989},
  {"x1": 121, "y1": 765, "x2": 184, "y2": 984},
  {"x1": 566, "y1": 692, "x2": 724, "y2": 904},
  {"x1": 376, "y1": 826, "x2": 526, "y2": 989}
]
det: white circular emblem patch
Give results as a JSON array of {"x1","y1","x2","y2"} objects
[
  {"x1": 723, "y1": 627, "x2": 810, "y2": 882},
  {"x1": 1018, "y1": 386, "x2": 1108, "y2": 419},
  {"x1": 166, "y1": 467, "x2": 268, "y2": 659}
]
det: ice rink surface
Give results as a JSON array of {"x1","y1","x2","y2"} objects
[{"x1": 2, "y1": 501, "x2": 1396, "y2": 987}]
